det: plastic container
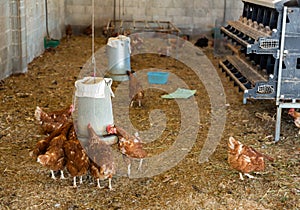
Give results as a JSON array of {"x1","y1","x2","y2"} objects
[
  {"x1": 147, "y1": 72, "x2": 169, "y2": 84},
  {"x1": 107, "y1": 35, "x2": 131, "y2": 81},
  {"x1": 44, "y1": 37, "x2": 60, "y2": 49},
  {"x1": 74, "y1": 77, "x2": 116, "y2": 145}
]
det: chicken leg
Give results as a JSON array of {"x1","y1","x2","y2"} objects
[
  {"x1": 97, "y1": 179, "x2": 103, "y2": 189},
  {"x1": 60, "y1": 170, "x2": 66, "y2": 179},
  {"x1": 137, "y1": 159, "x2": 143, "y2": 171},
  {"x1": 244, "y1": 173, "x2": 255, "y2": 179},
  {"x1": 122, "y1": 154, "x2": 132, "y2": 177},
  {"x1": 108, "y1": 178, "x2": 112, "y2": 190},
  {"x1": 50, "y1": 170, "x2": 56, "y2": 179},
  {"x1": 127, "y1": 163, "x2": 131, "y2": 177},
  {"x1": 239, "y1": 172, "x2": 256, "y2": 180},
  {"x1": 72, "y1": 175, "x2": 84, "y2": 188},
  {"x1": 73, "y1": 177, "x2": 77, "y2": 188}
]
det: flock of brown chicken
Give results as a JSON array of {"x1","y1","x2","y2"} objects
[
  {"x1": 31, "y1": 28, "x2": 300, "y2": 189},
  {"x1": 30, "y1": 71, "x2": 147, "y2": 190}
]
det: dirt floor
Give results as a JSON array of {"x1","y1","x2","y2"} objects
[{"x1": 0, "y1": 35, "x2": 299, "y2": 210}]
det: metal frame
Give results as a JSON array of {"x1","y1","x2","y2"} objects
[
  {"x1": 274, "y1": 6, "x2": 287, "y2": 141},
  {"x1": 104, "y1": 19, "x2": 181, "y2": 37}
]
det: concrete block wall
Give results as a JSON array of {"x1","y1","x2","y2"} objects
[
  {"x1": 0, "y1": 1, "x2": 11, "y2": 79},
  {"x1": 25, "y1": 0, "x2": 65, "y2": 63},
  {"x1": 11, "y1": 0, "x2": 27, "y2": 75},
  {"x1": 66, "y1": 0, "x2": 113, "y2": 34},
  {"x1": 46, "y1": 0, "x2": 65, "y2": 39},
  {"x1": 0, "y1": 0, "x2": 65, "y2": 80},
  {"x1": 25, "y1": 0, "x2": 46, "y2": 63},
  {"x1": 1, "y1": 0, "x2": 29, "y2": 77},
  {"x1": 127, "y1": 0, "x2": 243, "y2": 34},
  {"x1": 65, "y1": 0, "x2": 243, "y2": 35}
]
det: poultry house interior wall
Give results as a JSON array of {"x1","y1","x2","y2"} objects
[
  {"x1": 0, "y1": 0, "x2": 243, "y2": 80},
  {"x1": 0, "y1": 0, "x2": 65, "y2": 80},
  {"x1": 65, "y1": 0, "x2": 243, "y2": 35},
  {"x1": 0, "y1": 1, "x2": 11, "y2": 80},
  {"x1": 25, "y1": 0, "x2": 65, "y2": 63}
]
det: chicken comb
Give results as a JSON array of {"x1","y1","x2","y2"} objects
[
  {"x1": 106, "y1": 124, "x2": 115, "y2": 134},
  {"x1": 289, "y1": 108, "x2": 295, "y2": 112},
  {"x1": 106, "y1": 124, "x2": 111, "y2": 133}
]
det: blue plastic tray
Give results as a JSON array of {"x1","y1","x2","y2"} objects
[{"x1": 147, "y1": 72, "x2": 169, "y2": 84}]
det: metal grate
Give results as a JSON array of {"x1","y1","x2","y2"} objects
[
  {"x1": 259, "y1": 38, "x2": 279, "y2": 49},
  {"x1": 257, "y1": 84, "x2": 274, "y2": 94}
]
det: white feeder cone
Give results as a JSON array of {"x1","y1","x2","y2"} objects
[
  {"x1": 75, "y1": 77, "x2": 116, "y2": 145},
  {"x1": 107, "y1": 35, "x2": 131, "y2": 81}
]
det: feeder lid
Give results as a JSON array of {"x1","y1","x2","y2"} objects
[
  {"x1": 75, "y1": 77, "x2": 114, "y2": 98},
  {"x1": 107, "y1": 35, "x2": 130, "y2": 48}
]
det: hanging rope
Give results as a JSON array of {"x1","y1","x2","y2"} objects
[
  {"x1": 91, "y1": 0, "x2": 97, "y2": 122},
  {"x1": 92, "y1": 0, "x2": 96, "y2": 80}
]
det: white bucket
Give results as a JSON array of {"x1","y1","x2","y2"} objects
[
  {"x1": 107, "y1": 35, "x2": 131, "y2": 81},
  {"x1": 74, "y1": 77, "x2": 116, "y2": 144}
]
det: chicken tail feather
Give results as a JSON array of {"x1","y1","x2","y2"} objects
[{"x1": 263, "y1": 154, "x2": 274, "y2": 162}]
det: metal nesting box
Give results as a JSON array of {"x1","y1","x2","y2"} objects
[{"x1": 219, "y1": 0, "x2": 300, "y2": 141}]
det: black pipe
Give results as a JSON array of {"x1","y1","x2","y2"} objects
[
  {"x1": 223, "y1": 0, "x2": 226, "y2": 23},
  {"x1": 119, "y1": 0, "x2": 121, "y2": 19},
  {"x1": 45, "y1": 0, "x2": 49, "y2": 38},
  {"x1": 113, "y1": 0, "x2": 116, "y2": 25}
]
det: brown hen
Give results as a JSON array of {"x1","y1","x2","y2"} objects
[
  {"x1": 84, "y1": 25, "x2": 92, "y2": 36},
  {"x1": 30, "y1": 122, "x2": 71, "y2": 160},
  {"x1": 37, "y1": 122, "x2": 72, "y2": 179},
  {"x1": 66, "y1": 24, "x2": 72, "y2": 41},
  {"x1": 288, "y1": 108, "x2": 300, "y2": 134},
  {"x1": 126, "y1": 70, "x2": 144, "y2": 107},
  {"x1": 228, "y1": 137, "x2": 274, "y2": 180},
  {"x1": 88, "y1": 124, "x2": 115, "y2": 190},
  {"x1": 64, "y1": 125, "x2": 90, "y2": 187},
  {"x1": 34, "y1": 105, "x2": 74, "y2": 135},
  {"x1": 106, "y1": 124, "x2": 147, "y2": 177}
]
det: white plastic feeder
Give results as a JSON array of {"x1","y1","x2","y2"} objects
[
  {"x1": 75, "y1": 77, "x2": 116, "y2": 145},
  {"x1": 107, "y1": 35, "x2": 131, "y2": 81}
]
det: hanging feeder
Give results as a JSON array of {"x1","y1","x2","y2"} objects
[
  {"x1": 73, "y1": 0, "x2": 117, "y2": 145},
  {"x1": 74, "y1": 77, "x2": 116, "y2": 145},
  {"x1": 106, "y1": 35, "x2": 131, "y2": 81}
]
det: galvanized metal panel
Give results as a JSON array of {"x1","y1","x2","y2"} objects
[{"x1": 242, "y1": 0, "x2": 290, "y2": 9}]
